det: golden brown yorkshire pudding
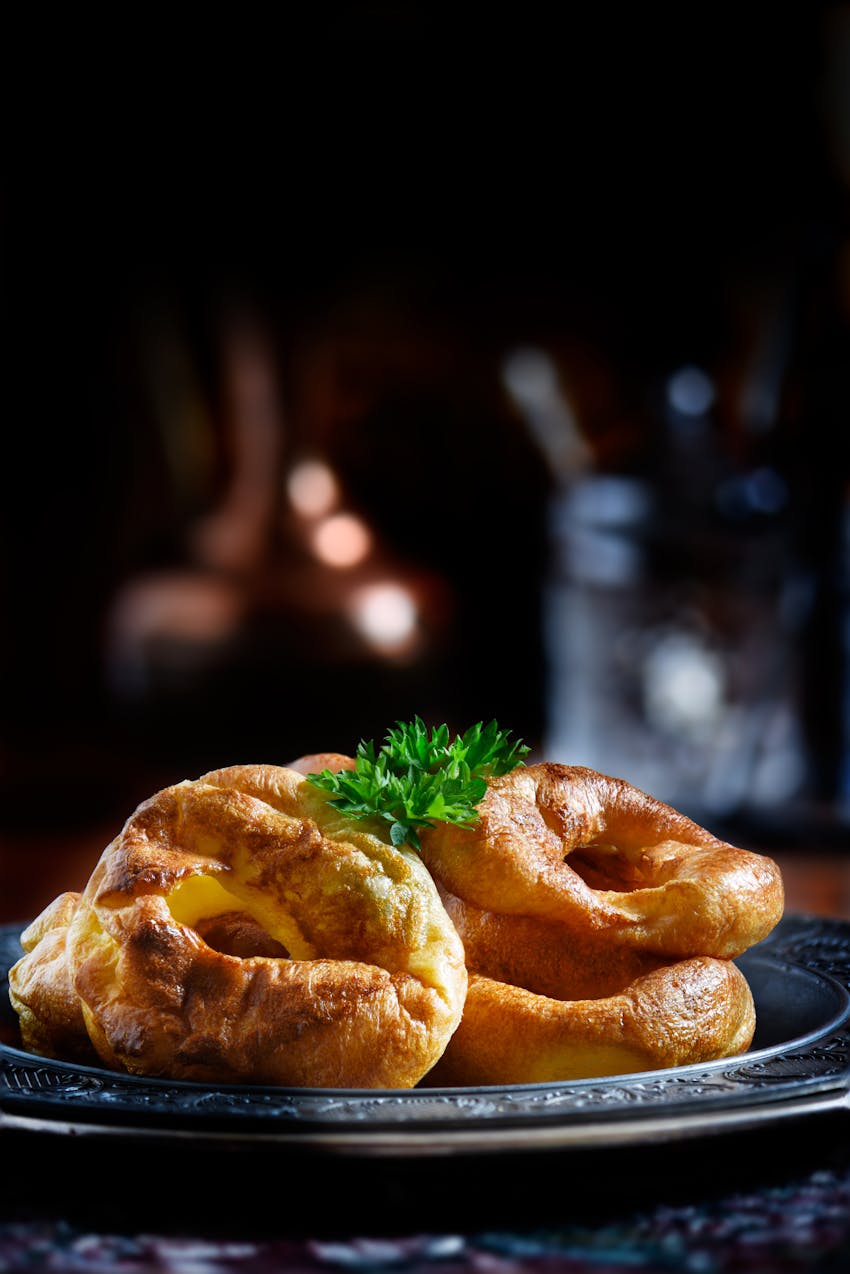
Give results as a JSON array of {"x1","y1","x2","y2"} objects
[
  {"x1": 9, "y1": 764, "x2": 467, "y2": 1088},
  {"x1": 417, "y1": 763, "x2": 784, "y2": 961},
  {"x1": 437, "y1": 893, "x2": 668, "y2": 1001},
  {"x1": 288, "y1": 752, "x2": 357, "y2": 776},
  {"x1": 8, "y1": 893, "x2": 98, "y2": 1065},
  {"x1": 426, "y1": 959, "x2": 756, "y2": 1086}
]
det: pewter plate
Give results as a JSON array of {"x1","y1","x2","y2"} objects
[{"x1": 2, "y1": 914, "x2": 850, "y2": 1157}]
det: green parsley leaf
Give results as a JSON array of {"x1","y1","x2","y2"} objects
[{"x1": 305, "y1": 716, "x2": 529, "y2": 850}]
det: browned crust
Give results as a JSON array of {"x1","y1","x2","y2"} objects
[
  {"x1": 425, "y1": 958, "x2": 756, "y2": 1086},
  {"x1": 287, "y1": 753, "x2": 359, "y2": 776},
  {"x1": 8, "y1": 892, "x2": 98, "y2": 1064},
  {"x1": 439, "y1": 890, "x2": 667, "y2": 999}
]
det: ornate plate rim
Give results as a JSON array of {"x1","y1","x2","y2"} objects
[{"x1": 2, "y1": 913, "x2": 850, "y2": 1155}]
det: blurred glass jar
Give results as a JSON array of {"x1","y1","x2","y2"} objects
[{"x1": 543, "y1": 467, "x2": 809, "y2": 829}]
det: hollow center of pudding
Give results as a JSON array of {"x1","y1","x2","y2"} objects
[
  {"x1": 566, "y1": 842, "x2": 651, "y2": 891},
  {"x1": 195, "y1": 912, "x2": 289, "y2": 958},
  {"x1": 166, "y1": 874, "x2": 298, "y2": 959}
]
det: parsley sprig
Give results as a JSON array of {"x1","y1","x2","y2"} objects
[{"x1": 305, "y1": 717, "x2": 529, "y2": 850}]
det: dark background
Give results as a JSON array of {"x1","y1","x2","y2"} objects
[{"x1": 3, "y1": 7, "x2": 850, "y2": 849}]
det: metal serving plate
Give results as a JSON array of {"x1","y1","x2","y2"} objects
[{"x1": 2, "y1": 914, "x2": 849, "y2": 1156}]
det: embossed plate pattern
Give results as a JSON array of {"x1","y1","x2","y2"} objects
[{"x1": 2, "y1": 914, "x2": 850, "y2": 1155}]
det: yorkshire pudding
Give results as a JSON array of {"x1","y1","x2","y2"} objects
[
  {"x1": 9, "y1": 764, "x2": 467, "y2": 1088},
  {"x1": 416, "y1": 762, "x2": 780, "y2": 1084},
  {"x1": 418, "y1": 762, "x2": 784, "y2": 961},
  {"x1": 426, "y1": 958, "x2": 756, "y2": 1086}
]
